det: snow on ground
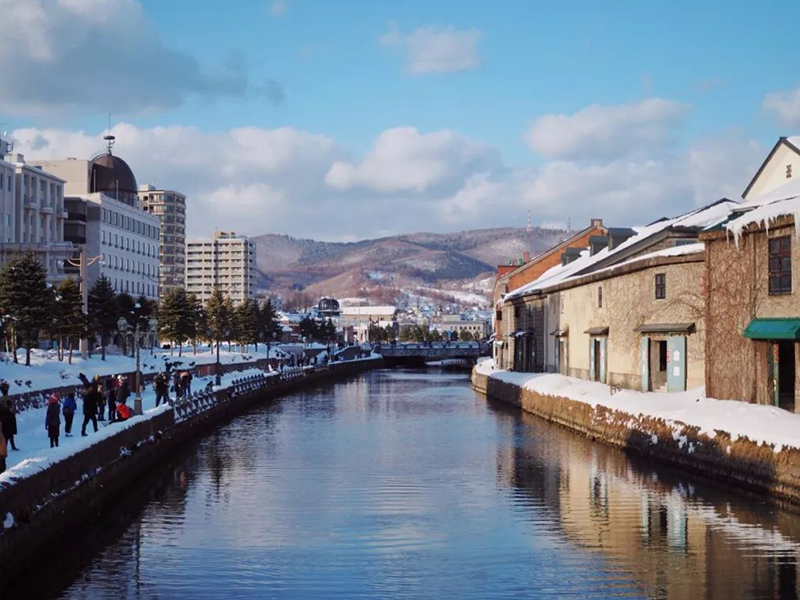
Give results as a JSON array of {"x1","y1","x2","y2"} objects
[
  {"x1": 0, "y1": 345, "x2": 287, "y2": 396},
  {"x1": 0, "y1": 367, "x2": 268, "y2": 487},
  {"x1": 476, "y1": 359, "x2": 800, "y2": 451}
]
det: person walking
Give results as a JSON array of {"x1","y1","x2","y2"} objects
[
  {"x1": 81, "y1": 383, "x2": 100, "y2": 436},
  {"x1": 153, "y1": 372, "x2": 169, "y2": 407},
  {"x1": 0, "y1": 429, "x2": 6, "y2": 474},
  {"x1": 95, "y1": 376, "x2": 105, "y2": 421},
  {"x1": 62, "y1": 393, "x2": 77, "y2": 437},
  {"x1": 106, "y1": 376, "x2": 117, "y2": 423},
  {"x1": 45, "y1": 393, "x2": 61, "y2": 448},
  {"x1": 173, "y1": 371, "x2": 182, "y2": 400},
  {"x1": 0, "y1": 398, "x2": 17, "y2": 451},
  {"x1": 180, "y1": 371, "x2": 192, "y2": 397}
]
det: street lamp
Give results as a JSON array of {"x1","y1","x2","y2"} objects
[
  {"x1": 117, "y1": 313, "x2": 158, "y2": 416},
  {"x1": 215, "y1": 326, "x2": 230, "y2": 386}
]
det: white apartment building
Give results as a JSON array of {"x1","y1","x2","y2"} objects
[
  {"x1": 186, "y1": 231, "x2": 256, "y2": 304},
  {"x1": 139, "y1": 184, "x2": 187, "y2": 297},
  {"x1": 83, "y1": 192, "x2": 160, "y2": 299},
  {"x1": 0, "y1": 140, "x2": 72, "y2": 284}
]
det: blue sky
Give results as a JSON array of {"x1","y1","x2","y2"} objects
[{"x1": 1, "y1": 0, "x2": 798, "y2": 240}]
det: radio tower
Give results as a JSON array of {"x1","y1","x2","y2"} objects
[{"x1": 526, "y1": 210, "x2": 533, "y2": 234}]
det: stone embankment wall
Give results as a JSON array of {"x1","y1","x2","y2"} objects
[
  {"x1": 473, "y1": 369, "x2": 800, "y2": 505},
  {"x1": 0, "y1": 358, "x2": 382, "y2": 590}
]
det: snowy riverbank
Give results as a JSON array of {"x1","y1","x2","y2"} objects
[{"x1": 475, "y1": 358, "x2": 800, "y2": 452}]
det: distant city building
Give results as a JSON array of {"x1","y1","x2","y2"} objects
[
  {"x1": 317, "y1": 297, "x2": 341, "y2": 318},
  {"x1": 34, "y1": 144, "x2": 160, "y2": 298},
  {"x1": 435, "y1": 314, "x2": 491, "y2": 339},
  {"x1": 139, "y1": 184, "x2": 187, "y2": 297},
  {"x1": 186, "y1": 231, "x2": 256, "y2": 304},
  {"x1": 0, "y1": 138, "x2": 72, "y2": 284}
]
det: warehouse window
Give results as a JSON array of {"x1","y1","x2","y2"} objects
[
  {"x1": 769, "y1": 236, "x2": 792, "y2": 295},
  {"x1": 655, "y1": 274, "x2": 666, "y2": 300}
]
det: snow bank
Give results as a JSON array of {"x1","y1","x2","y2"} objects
[{"x1": 476, "y1": 360, "x2": 800, "y2": 451}]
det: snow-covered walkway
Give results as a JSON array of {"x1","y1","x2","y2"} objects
[
  {"x1": 0, "y1": 367, "x2": 266, "y2": 486},
  {"x1": 476, "y1": 358, "x2": 800, "y2": 452}
]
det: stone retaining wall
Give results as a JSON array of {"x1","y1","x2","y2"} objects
[
  {"x1": 473, "y1": 369, "x2": 800, "y2": 505},
  {"x1": 0, "y1": 357, "x2": 382, "y2": 591}
]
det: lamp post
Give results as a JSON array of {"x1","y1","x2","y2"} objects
[
  {"x1": 65, "y1": 247, "x2": 104, "y2": 358},
  {"x1": 117, "y1": 313, "x2": 158, "y2": 416},
  {"x1": 215, "y1": 326, "x2": 229, "y2": 386}
]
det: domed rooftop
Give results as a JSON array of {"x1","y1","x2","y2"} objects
[{"x1": 90, "y1": 152, "x2": 138, "y2": 206}]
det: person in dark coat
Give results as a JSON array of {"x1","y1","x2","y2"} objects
[
  {"x1": 173, "y1": 372, "x2": 182, "y2": 400},
  {"x1": 81, "y1": 384, "x2": 100, "y2": 436},
  {"x1": 106, "y1": 377, "x2": 117, "y2": 423},
  {"x1": 180, "y1": 371, "x2": 192, "y2": 396},
  {"x1": 0, "y1": 398, "x2": 17, "y2": 451},
  {"x1": 45, "y1": 393, "x2": 61, "y2": 448},
  {"x1": 116, "y1": 375, "x2": 130, "y2": 406},
  {"x1": 62, "y1": 393, "x2": 77, "y2": 437},
  {"x1": 153, "y1": 372, "x2": 169, "y2": 407}
]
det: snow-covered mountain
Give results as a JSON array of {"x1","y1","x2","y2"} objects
[{"x1": 252, "y1": 226, "x2": 567, "y2": 308}]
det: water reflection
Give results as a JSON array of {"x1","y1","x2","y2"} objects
[
  {"x1": 496, "y1": 403, "x2": 800, "y2": 599},
  {"x1": 13, "y1": 369, "x2": 800, "y2": 599}
]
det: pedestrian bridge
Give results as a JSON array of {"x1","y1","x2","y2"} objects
[{"x1": 376, "y1": 342, "x2": 488, "y2": 366}]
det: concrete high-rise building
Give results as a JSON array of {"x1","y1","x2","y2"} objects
[
  {"x1": 0, "y1": 137, "x2": 73, "y2": 284},
  {"x1": 186, "y1": 231, "x2": 256, "y2": 304},
  {"x1": 138, "y1": 184, "x2": 186, "y2": 298},
  {"x1": 33, "y1": 143, "x2": 160, "y2": 299}
]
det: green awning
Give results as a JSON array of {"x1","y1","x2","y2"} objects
[{"x1": 743, "y1": 318, "x2": 800, "y2": 340}]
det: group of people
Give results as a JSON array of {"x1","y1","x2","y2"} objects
[{"x1": 0, "y1": 367, "x2": 198, "y2": 474}]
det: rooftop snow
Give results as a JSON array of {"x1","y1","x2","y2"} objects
[{"x1": 505, "y1": 201, "x2": 734, "y2": 301}]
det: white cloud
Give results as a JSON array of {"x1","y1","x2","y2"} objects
[
  {"x1": 763, "y1": 86, "x2": 800, "y2": 127},
  {"x1": 381, "y1": 23, "x2": 482, "y2": 75},
  {"x1": 268, "y1": 0, "x2": 288, "y2": 17},
  {"x1": 10, "y1": 122, "x2": 762, "y2": 242},
  {"x1": 523, "y1": 98, "x2": 690, "y2": 160},
  {"x1": 325, "y1": 127, "x2": 498, "y2": 193},
  {"x1": 0, "y1": 0, "x2": 264, "y2": 114}
]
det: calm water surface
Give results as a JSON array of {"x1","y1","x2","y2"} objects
[{"x1": 20, "y1": 369, "x2": 800, "y2": 599}]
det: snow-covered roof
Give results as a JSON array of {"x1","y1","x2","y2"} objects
[
  {"x1": 726, "y1": 176, "x2": 800, "y2": 246},
  {"x1": 504, "y1": 202, "x2": 733, "y2": 301}
]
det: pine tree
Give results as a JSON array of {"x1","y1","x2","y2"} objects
[
  {"x1": 87, "y1": 276, "x2": 119, "y2": 361},
  {"x1": 224, "y1": 297, "x2": 236, "y2": 351},
  {"x1": 55, "y1": 278, "x2": 87, "y2": 364},
  {"x1": 235, "y1": 299, "x2": 260, "y2": 351},
  {"x1": 116, "y1": 292, "x2": 136, "y2": 356},
  {"x1": 187, "y1": 293, "x2": 205, "y2": 354},
  {"x1": 159, "y1": 288, "x2": 193, "y2": 356},
  {"x1": 459, "y1": 329, "x2": 474, "y2": 341},
  {"x1": 205, "y1": 288, "x2": 230, "y2": 354},
  {"x1": 259, "y1": 298, "x2": 280, "y2": 359},
  {"x1": 0, "y1": 251, "x2": 54, "y2": 365}
]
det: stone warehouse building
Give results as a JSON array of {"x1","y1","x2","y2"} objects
[
  {"x1": 702, "y1": 137, "x2": 800, "y2": 412},
  {"x1": 498, "y1": 201, "x2": 736, "y2": 393}
]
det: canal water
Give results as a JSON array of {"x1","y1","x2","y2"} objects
[{"x1": 19, "y1": 369, "x2": 800, "y2": 598}]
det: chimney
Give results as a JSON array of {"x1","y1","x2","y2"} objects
[{"x1": 523, "y1": 251, "x2": 531, "y2": 263}]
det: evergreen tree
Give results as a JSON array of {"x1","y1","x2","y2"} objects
[
  {"x1": 224, "y1": 297, "x2": 236, "y2": 351},
  {"x1": 205, "y1": 288, "x2": 230, "y2": 354},
  {"x1": 430, "y1": 328, "x2": 442, "y2": 342},
  {"x1": 0, "y1": 251, "x2": 54, "y2": 365},
  {"x1": 159, "y1": 288, "x2": 193, "y2": 356},
  {"x1": 54, "y1": 277, "x2": 87, "y2": 364},
  {"x1": 88, "y1": 276, "x2": 119, "y2": 360},
  {"x1": 259, "y1": 298, "x2": 280, "y2": 359},
  {"x1": 299, "y1": 315, "x2": 317, "y2": 341},
  {"x1": 116, "y1": 292, "x2": 136, "y2": 355},
  {"x1": 459, "y1": 329, "x2": 474, "y2": 341},
  {"x1": 187, "y1": 293, "x2": 205, "y2": 354},
  {"x1": 234, "y1": 299, "x2": 260, "y2": 351}
]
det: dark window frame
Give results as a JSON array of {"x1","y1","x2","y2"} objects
[
  {"x1": 598, "y1": 285, "x2": 603, "y2": 308},
  {"x1": 769, "y1": 235, "x2": 792, "y2": 295},
  {"x1": 655, "y1": 273, "x2": 666, "y2": 300}
]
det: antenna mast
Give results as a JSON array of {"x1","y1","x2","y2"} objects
[
  {"x1": 526, "y1": 210, "x2": 532, "y2": 234},
  {"x1": 103, "y1": 113, "x2": 115, "y2": 154}
]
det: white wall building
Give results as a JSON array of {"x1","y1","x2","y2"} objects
[
  {"x1": 186, "y1": 231, "x2": 256, "y2": 304},
  {"x1": 0, "y1": 141, "x2": 72, "y2": 284}
]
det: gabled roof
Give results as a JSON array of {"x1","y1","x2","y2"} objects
[
  {"x1": 742, "y1": 137, "x2": 800, "y2": 200},
  {"x1": 504, "y1": 200, "x2": 736, "y2": 302}
]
